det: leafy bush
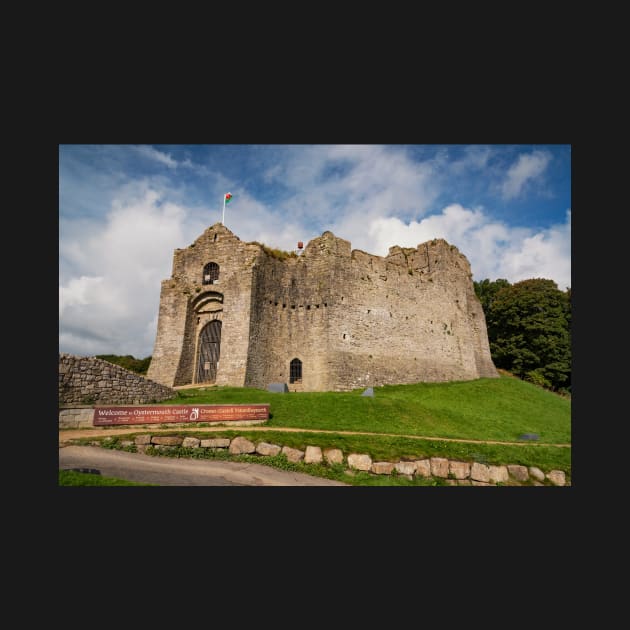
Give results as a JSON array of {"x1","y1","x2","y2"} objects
[
  {"x1": 525, "y1": 370, "x2": 552, "y2": 389},
  {"x1": 475, "y1": 277, "x2": 571, "y2": 392}
]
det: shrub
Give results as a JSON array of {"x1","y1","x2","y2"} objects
[{"x1": 525, "y1": 370, "x2": 552, "y2": 389}]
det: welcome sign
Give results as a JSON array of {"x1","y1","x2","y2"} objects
[{"x1": 93, "y1": 404, "x2": 269, "y2": 426}]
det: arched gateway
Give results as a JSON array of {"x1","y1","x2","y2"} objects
[{"x1": 196, "y1": 320, "x2": 222, "y2": 383}]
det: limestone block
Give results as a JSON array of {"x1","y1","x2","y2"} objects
[
  {"x1": 415, "y1": 459, "x2": 432, "y2": 477},
  {"x1": 256, "y1": 442, "x2": 282, "y2": 456},
  {"x1": 449, "y1": 461, "x2": 471, "y2": 479},
  {"x1": 304, "y1": 446, "x2": 323, "y2": 464},
  {"x1": 546, "y1": 470, "x2": 566, "y2": 486},
  {"x1": 488, "y1": 465, "x2": 509, "y2": 484},
  {"x1": 201, "y1": 438, "x2": 230, "y2": 448},
  {"x1": 529, "y1": 467, "x2": 545, "y2": 482},
  {"x1": 282, "y1": 446, "x2": 305, "y2": 463},
  {"x1": 507, "y1": 465, "x2": 529, "y2": 482},
  {"x1": 371, "y1": 462, "x2": 394, "y2": 475},
  {"x1": 470, "y1": 462, "x2": 491, "y2": 482},
  {"x1": 323, "y1": 448, "x2": 344, "y2": 465},
  {"x1": 395, "y1": 461, "x2": 417, "y2": 476},
  {"x1": 347, "y1": 453, "x2": 372, "y2": 471},
  {"x1": 430, "y1": 457, "x2": 449, "y2": 478},
  {"x1": 229, "y1": 436, "x2": 256, "y2": 454},
  {"x1": 151, "y1": 436, "x2": 183, "y2": 446}
]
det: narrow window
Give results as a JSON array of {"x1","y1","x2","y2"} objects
[
  {"x1": 203, "y1": 262, "x2": 219, "y2": 285},
  {"x1": 289, "y1": 358, "x2": 302, "y2": 384}
]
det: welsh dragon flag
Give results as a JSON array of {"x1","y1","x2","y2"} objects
[{"x1": 224, "y1": 192, "x2": 232, "y2": 204}]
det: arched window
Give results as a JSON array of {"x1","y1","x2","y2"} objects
[
  {"x1": 203, "y1": 262, "x2": 219, "y2": 285},
  {"x1": 290, "y1": 358, "x2": 302, "y2": 384}
]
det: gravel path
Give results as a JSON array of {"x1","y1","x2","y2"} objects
[{"x1": 59, "y1": 445, "x2": 348, "y2": 486}]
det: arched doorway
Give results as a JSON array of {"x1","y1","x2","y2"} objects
[
  {"x1": 196, "y1": 320, "x2": 222, "y2": 383},
  {"x1": 289, "y1": 358, "x2": 302, "y2": 384}
]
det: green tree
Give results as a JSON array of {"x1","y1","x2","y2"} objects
[
  {"x1": 486, "y1": 278, "x2": 571, "y2": 391},
  {"x1": 474, "y1": 278, "x2": 511, "y2": 313}
]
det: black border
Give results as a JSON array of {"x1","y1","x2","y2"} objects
[{"x1": 50, "y1": 93, "x2": 581, "y2": 560}]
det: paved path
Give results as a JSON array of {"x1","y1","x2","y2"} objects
[
  {"x1": 59, "y1": 425, "x2": 571, "y2": 448},
  {"x1": 59, "y1": 445, "x2": 348, "y2": 486}
]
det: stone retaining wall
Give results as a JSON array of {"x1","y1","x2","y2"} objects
[
  {"x1": 59, "y1": 354, "x2": 176, "y2": 405},
  {"x1": 82, "y1": 432, "x2": 569, "y2": 486},
  {"x1": 59, "y1": 407, "x2": 95, "y2": 429}
]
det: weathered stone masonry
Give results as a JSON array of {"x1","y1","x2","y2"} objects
[
  {"x1": 61, "y1": 433, "x2": 569, "y2": 486},
  {"x1": 147, "y1": 223, "x2": 498, "y2": 391},
  {"x1": 59, "y1": 354, "x2": 175, "y2": 405}
]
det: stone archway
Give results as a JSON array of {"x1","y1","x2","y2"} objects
[{"x1": 196, "y1": 320, "x2": 222, "y2": 383}]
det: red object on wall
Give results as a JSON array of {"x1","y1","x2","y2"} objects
[
  {"x1": 93, "y1": 404, "x2": 269, "y2": 426},
  {"x1": 297, "y1": 241, "x2": 303, "y2": 249}
]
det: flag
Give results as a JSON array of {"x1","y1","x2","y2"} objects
[{"x1": 224, "y1": 192, "x2": 232, "y2": 204}]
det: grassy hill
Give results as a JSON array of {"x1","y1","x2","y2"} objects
[
  {"x1": 153, "y1": 373, "x2": 571, "y2": 476},
  {"x1": 69, "y1": 373, "x2": 571, "y2": 481},
  {"x1": 168, "y1": 373, "x2": 571, "y2": 445}
]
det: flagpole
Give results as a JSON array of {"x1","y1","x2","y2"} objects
[{"x1": 222, "y1": 194, "x2": 225, "y2": 225}]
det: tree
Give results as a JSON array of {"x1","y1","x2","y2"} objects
[
  {"x1": 485, "y1": 278, "x2": 571, "y2": 391},
  {"x1": 474, "y1": 278, "x2": 511, "y2": 313}
]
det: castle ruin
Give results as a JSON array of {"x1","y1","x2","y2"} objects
[{"x1": 147, "y1": 223, "x2": 498, "y2": 391}]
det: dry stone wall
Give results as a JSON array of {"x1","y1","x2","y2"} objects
[
  {"x1": 71, "y1": 432, "x2": 569, "y2": 486},
  {"x1": 59, "y1": 354, "x2": 175, "y2": 405}
]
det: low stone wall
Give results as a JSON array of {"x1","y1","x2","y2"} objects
[
  {"x1": 59, "y1": 354, "x2": 176, "y2": 405},
  {"x1": 81, "y1": 432, "x2": 569, "y2": 486},
  {"x1": 59, "y1": 407, "x2": 95, "y2": 429}
]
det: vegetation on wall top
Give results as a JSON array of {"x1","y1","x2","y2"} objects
[{"x1": 96, "y1": 355, "x2": 152, "y2": 375}]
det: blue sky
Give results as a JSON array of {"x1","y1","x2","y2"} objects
[{"x1": 59, "y1": 144, "x2": 571, "y2": 358}]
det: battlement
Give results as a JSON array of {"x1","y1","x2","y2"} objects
[{"x1": 147, "y1": 224, "x2": 497, "y2": 391}]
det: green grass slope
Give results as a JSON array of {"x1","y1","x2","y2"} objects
[
  {"x1": 58, "y1": 469, "x2": 156, "y2": 486},
  {"x1": 167, "y1": 374, "x2": 570, "y2": 444}
]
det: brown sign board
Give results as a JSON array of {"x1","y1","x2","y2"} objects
[{"x1": 93, "y1": 404, "x2": 269, "y2": 426}]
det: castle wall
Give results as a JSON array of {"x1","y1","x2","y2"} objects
[
  {"x1": 244, "y1": 233, "x2": 497, "y2": 391},
  {"x1": 147, "y1": 224, "x2": 261, "y2": 387},
  {"x1": 244, "y1": 234, "x2": 346, "y2": 391},
  {"x1": 148, "y1": 224, "x2": 498, "y2": 391},
  {"x1": 145, "y1": 279, "x2": 190, "y2": 386}
]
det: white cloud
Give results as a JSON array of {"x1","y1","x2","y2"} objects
[
  {"x1": 133, "y1": 145, "x2": 178, "y2": 168},
  {"x1": 353, "y1": 204, "x2": 571, "y2": 290},
  {"x1": 58, "y1": 186, "x2": 314, "y2": 357},
  {"x1": 501, "y1": 209, "x2": 571, "y2": 289},
  {"x1": 59, "y1": 146, "x2": 571, "y2": 358},
  {"x1": 501, "y1": 150, "x2": 552, "y2": 199},
  {"x1": 450, "y1": 146, "x2": 493, "y2": 174},
  {"x1": 263, "y1": 145, "x2": 440, "y2": 228},
  {"x1": 367, "y1": 204, "x2": 486, "y2": 254},
  {"x1": 59, "y1": 188, "x2": 198, "y2": 357},
  {"x1": 59, "y1": 276, "x2": 104, "y2": 318}
]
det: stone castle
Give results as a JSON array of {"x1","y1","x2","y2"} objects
[{"x1": 147, "y1": 223, "x2": 498, "y2": 391}]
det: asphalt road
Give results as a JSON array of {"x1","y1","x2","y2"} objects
[{"x1": 59, "y1": 445, "x2": 349, "y2": 486}]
